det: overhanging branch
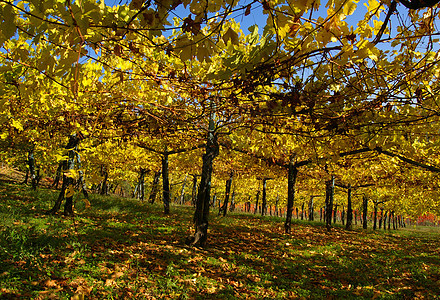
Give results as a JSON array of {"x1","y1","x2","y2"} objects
[
  {"x1": 137, "y1": 143, "x2": 205, "y2": 156},
  {"x1": 375, "y1": 147, "x2": 440, "y2": 173},
  {"x1": 398, "y1": 0, "x2": 440, "y2": 9}
]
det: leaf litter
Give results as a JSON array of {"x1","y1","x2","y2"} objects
[{"x1": 0, "y1": 182, "x2": 439, "y2": 299}]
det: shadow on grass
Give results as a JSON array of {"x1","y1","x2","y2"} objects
[{"x1": 1, "y1": 181, "x2": 440, "y2": 299}]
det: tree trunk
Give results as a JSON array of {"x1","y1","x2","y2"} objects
[
  {"x1": 212, "y1": 194, "x2": 217, "y2": 207},
  {"x1": 254, "y1": 190, "x2": 260, "y2": 214},
  {"x1": 187, "y1": 127, "x2": 219, "y2": 247},
  {"x1": 275, "y1": 194, "x2": 279, "y2": 216},
  {"x1": 325, "y1": 176, "x2": 335, "y2": 231},
  {"x1": 229, "y1": 191, "x2": 235, "y2": 212},
  {"x1": 373, "y1": 204, "x2": 378, "y2": 230},
  {"x1": 162, "y1": 152, "x2": 170, "y2": 214},
  {"x1": 179, "y1": 174, "x2": 188, "y2": 205},
  {"x1": 261, "y1": 178, "x2": 268, "y2": 216},
  {"x1": 388, "y1": 210, "x2": 392, "y2": 229},
  {"x1": 22, "y1": 169, "x2": 29, "y2": 185},
  {"x1": 52, "y1": 163, "x2": 62, "y2": 189},
  {"x1": 191, "y1": 175, "x2": 198, "y2": 207},
  {"x1": 100, "y1": 165, "x2": 109, "y2": 195},
  {"x1": 218, "y1": 194, "x2": 222, "y2": 211},
  {"x1": 392, "y1": 211, "x2": 396, "y2": 230},
  {"x1": 75, "y1": 152, "x2": 89, "y2": 199},
  {"x1": 341, "y1": 207, "x2": 345, "y2": 225},
  {"x1": 140, "y1": 169, "x2": 146, "y2": 201},
  {"x1": 346, "y1": 184, "x2": 353, "y2": 230},
  {"x1": 50, "y1": 170, "x2": 68, "y2": 214},
  {"x1": 149, "y1": 169, "x2": 161, "y2": 204},
  {"x1": 379, "y1": 208, "x2": 383, "y2": 229},
  {"x1": 220, "y1": 171, "x2": 233, "y2": 216},
  {"x1": 284, "y1": 155, "x2": 298, "y2": 234},
  {"x1": 63, "y1": 175, "x2": 75, "y2": 215},
  {"x1": 28, "y1": 149, "x2": 38, "y2": 190},
  {"x1": 134, "y1": 168, "x2": 146, "y2": 200},
  {"x1": 308, "y1": 196, "x2": 314, "y2": 221},
  {"x1": 333, "y1": 203, "x2": 338, "y2": 224},
  {"x1": 48, "y1": 134, "x2": 80, "y2": 215},
  {"x1": 133, "y1": 183, "x2": 138, "y2": 199},
  {"x1": 300, "y1": 202, "x2": 304, "y2": 220},
  {"x1": 362, "y1": 195, "x2": 368, "y2": 229}
]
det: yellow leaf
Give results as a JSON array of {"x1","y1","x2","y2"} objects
[
  {"x1": 11, "y1": 119, "x2": 23, "y2": 131},
  {"x1": 365, "y1": 0, "x2": 382, "y2": 16},
  {"x1": 65, "y1": 185, "x2": 75, "y2": 198},
  {"x1": 343, "y1": 0, "x2": 358, "y2": 16}
]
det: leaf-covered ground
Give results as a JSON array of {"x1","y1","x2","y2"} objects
[{"x1": 1, "y1": 180, "x2": 440, "y2": 299}]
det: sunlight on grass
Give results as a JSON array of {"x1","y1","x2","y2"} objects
[{"x1": 1, "y1": 182, "x2": 440, "y2": 299}]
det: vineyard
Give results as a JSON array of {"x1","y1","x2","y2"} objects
[{"x1": 1, "y1": 0, "x2": 440, "y2": 297}]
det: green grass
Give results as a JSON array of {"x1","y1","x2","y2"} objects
[{"x1": 1, "y1": 181, "x2": 440, "y2": 299}]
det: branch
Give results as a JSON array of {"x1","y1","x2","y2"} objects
[
  {"x1": 373, "y1": 1, "x2": 397, "y2": 45},
  {"x1": 137, "y1": 143, "x2": 205, "y2": 155},
  {"x1": 219, "y1": 142, "x2": 287, "y2": 168},
  {"x1": 373, "y1": 199, "x2": 387, "y2": 205},
  {"x1": 398, "y1": 0, "x2": 440, "y2": 9},
  {"x1": 335, "y1": 183, "x2": 374, "y2": 189},
  {"x1": 295, "y1": 147, "x2": 373, "y2": 168},
  {"x1": 221, "y1": 141, "x2": 372, "y2": 170},
  {"x1": 376, "y1": 147, "x2": 440, "y2": 173},
  {"x1": 256, "y1": 176, "x2": 275, "y2": 181},
  {"x1": 167, "y1": 144, "x2": 206, "y2": 155},
  {"x1": 309, "y1": 195, "x2": 324, "y2": 198},
  {"x1": 137, "y1": 143, "x2": 162, "y2": 154}
]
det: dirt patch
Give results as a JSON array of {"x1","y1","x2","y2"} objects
[
  {"x1": 0, "y1": 165, "x2": 53, "y2": 187},
  {"x1": 0, "y1": 165, "x2": 25, "y2": 183}
]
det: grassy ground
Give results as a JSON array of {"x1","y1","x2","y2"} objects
[{"x1": 1, "y1": 181, "x2": 440, "y2": 299}]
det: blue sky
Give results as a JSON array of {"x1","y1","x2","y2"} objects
[
  {"x1": 102, "y1": 0, "x2": 377, "y2": 38},
  {"x1": 102, "y1": 0, "x2": 437, "y2": 55}
]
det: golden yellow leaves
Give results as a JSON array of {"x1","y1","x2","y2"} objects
[
  {"x1": 365, "y1": 0, "x2": 383, "y2": 16},
  {"x1": 65, "y1": 184, "x2": 75, "y2": 198},
  {"x1": 175, "y1": 21, "x2": 232, "y2": 63},
  {"x1": 355, "y1": 40, "x2": 379, "y2": 61},
  {"x1": 11, "y1": 119, "x2": 23, "y2": 131},
  {"x1": 343, "y1": 0, "x2": 358, "y2": 16}
]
